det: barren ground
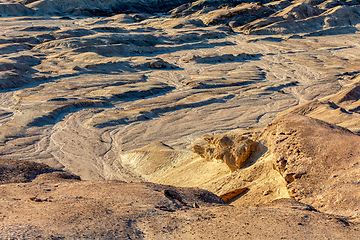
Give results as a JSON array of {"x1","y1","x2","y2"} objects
[{"x1": 0, "y1": 0, "x2": 360, "y2": 238}]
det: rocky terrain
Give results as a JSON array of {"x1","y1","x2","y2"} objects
[{"x1": 0, "y1": 0, "x2": 360, "y2": 238}]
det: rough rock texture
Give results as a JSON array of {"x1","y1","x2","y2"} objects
[
  {"x1": 149, "y1": 113, "x2": 360, "y2": 220},
  {"x1": 220, "y1": 187, "x2": 249, "y2": 203},
  {"x1": 1, "y1": 1, "x2": 360, "y2": 238},
  {"x1": 260, "y1": 113, "x2": 360, "y2": 218},
  {"x1": 193, "y1": 134, "x2": 259, "y2": 171},
  {"x1": 247, "y1": 5, "x2": 360, "y2": 35},
  {"x1": 0, "y1": 160, "x2": 359, "y2": 239},
  {"x1": 0, "y1": 159, "x2": 54, "y2": 184},
  {"x1": 170, "y1": 0, "x2": 360, "y2": 35},
  {"x1": 8, "y1": 0, "x2": 195, "y2": 15},
  {"x1": 285, "y1": 74, "x2": 360, "y2": 133},
  {"x1": 119, "y1": 141, "x2": 195, "y2": 180},
  {"x1": 2, "y1": 13, "x2": 359, "y2": 181}
]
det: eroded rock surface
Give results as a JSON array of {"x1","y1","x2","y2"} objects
[
  {"x1": 0, "y1": 160, "x2": 359, "y2": 239},
  {"x1": 193, "y1": 134, "x2": 259, "y2": 171},
  {"x1": 260, "y1": 113, "x2": 360, "y2": 218},
  {"x1": 1, "y1": 0, "x2": 360, "y2": 238},
  {"x1": 149, "y1": 114, "x2": 360, "y2": 218},
  {"x1": 1, "y1": 11, "x2": 359, "y2": 181},
  {"x1": 284, "y1": 74, "x2": 360, "y2": 133}
]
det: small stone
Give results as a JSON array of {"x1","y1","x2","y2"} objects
[
  {"x1": 162, "y1": 189, "x2": 184, "y2": 204},
  {"x1": 220, "y1": 187, "x2": 249, "y2": 203},
  {"x1": 157, "y1": 205, "x2": 175, "y2": 212},
  {"x1": 149, "y1": 59, "x2": 167, "y2": 69},
  {"x1": 263, "y1": 189, "x2": 272, "y2": 195},
  {"x1": 29, "y1": 197, "x2": 42, "y2": 202},
  {"x1": 193, "y1": 202, "x2": 199, "y2": 208}
]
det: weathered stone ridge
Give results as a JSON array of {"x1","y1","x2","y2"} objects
[{"x1": 193, "y1": 134, "x2": 259, "y2": 171}]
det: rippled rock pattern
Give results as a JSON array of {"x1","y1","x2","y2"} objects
[{"x1": 0, "y1": 0, "x2": 360, "y2": 238}]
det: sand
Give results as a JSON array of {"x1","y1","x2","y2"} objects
[{"x1": 0, "y1": 0, "x2": 360, "y2": 238}]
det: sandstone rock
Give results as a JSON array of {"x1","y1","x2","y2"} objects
[
  {"x1": 193, "y1": 134, "x2": 259, "y2": 172},
  {"x1": 0, "y1": 166, "x2": 358, "y2": 239},
  {"x1": 0, "y1": 1, "x2": 360, "y2": 237},
  {"x1": 162, "y1": 189, "x2": 185, "y2": 204},
  {"x1": 283, "y1": 75, "x2": 360, "y2": 133},
  {"x1": 220, "y1": 187, "x2": 249, "y2": 203},
  {"x1": 149, "y1": 58, "x2": 167, "y2": 69},
  {"x1": 240, "y1": 2, "x2": 324, "y2": 33},
  {"x1": 0, "y1": 159, "x2": 54, "y2": 184},
  {"x1": 247, "y1": 5, "x2": 360, "y2": 34},
  {"x1": 260, "y1": 113, "x2": 360, "y2": 217}
]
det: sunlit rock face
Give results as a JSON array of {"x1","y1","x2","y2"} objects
[
  {"x1": 193, "y1": 134, "x2": 259, "y2": 172},
  {"x1": 1, "y1": 0, "x2": 360, "y2": 238}
]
